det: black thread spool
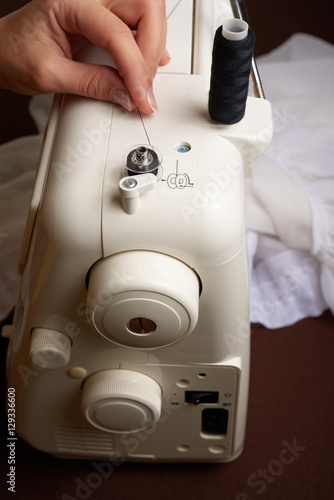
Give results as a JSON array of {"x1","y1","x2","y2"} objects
[{"x1": 208, "y1": 19, "x2": 255, "y2": 125}]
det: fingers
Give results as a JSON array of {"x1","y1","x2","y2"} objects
[
  {"x1": 133, "y1": 1, "x2": 168, "y2": 78},
  {"x1": 56, "y1": 0, "x2": 163, "y2": 113},
  {"x1": 99, "y1": 0, "x2": 168, "y2": 78},
  {"x1": 0, "y1": 0, "x2": 170, "y2": 113},
  {"x1": 159, "y1": 48, "x2": 172, "y2": 67},
  {"x1": 43, "y1": 57, "x2": 136, "y2": 111}
]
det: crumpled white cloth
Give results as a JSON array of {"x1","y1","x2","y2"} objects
[
  {"x1": 0, "y1": 34, "x2": 333, "y2": 328},
  {"x1": 0, "y1": 93, "x2": 52, "y2": 322},
  {"x1": 246, "y1": 33, "x2": 334, "y2": 327}
]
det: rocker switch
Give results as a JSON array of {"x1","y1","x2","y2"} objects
[{"x1": 185, "y1": 391, "x2": 219, "y2": 405}]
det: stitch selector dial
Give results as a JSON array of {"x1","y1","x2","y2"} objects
[{"x1": 81, "y1": 370, "x2": 162, "y2": 433}]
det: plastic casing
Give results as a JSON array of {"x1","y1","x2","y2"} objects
[{"x1": 4, "y1": 0, "x2": 272, "y2": 462}]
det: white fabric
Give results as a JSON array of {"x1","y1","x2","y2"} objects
[
  {"x1": 0, "y1": 34, "x2": 333, "y2": 328},
  {"x1": 0, "y1": 93, "x2": 51, "y2": 321},
  {"x1": 246, "y1": 33, "x2": 334, "y2": 327}
]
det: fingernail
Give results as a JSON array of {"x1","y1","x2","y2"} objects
[
  {"x1": 111, "y1": 88, "x2": 133, "y2": 112},
  {"x1": 147, "y1": 89, "x2": 158, "y2": 112},
  {"x1": 164, "y1": 48, "x2": 172, "y2": 61}
]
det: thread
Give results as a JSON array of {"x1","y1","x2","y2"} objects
[{"x1": 208, "y1": 22, "x2": 255, "y2": 124}]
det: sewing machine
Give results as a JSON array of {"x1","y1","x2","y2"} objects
[{"x1": 3, "y1": 0, "x2": 272, "y2": 462}]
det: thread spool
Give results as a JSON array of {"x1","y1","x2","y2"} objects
[{"x1": 208, "y1": 19, "x2": 255, "y2": 124}]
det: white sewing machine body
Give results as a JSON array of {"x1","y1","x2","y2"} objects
[{"x1": 4, "y1": 1, "x2": 272, "y2": 462}]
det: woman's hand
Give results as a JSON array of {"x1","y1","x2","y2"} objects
[{"x1": 0, "y1": 0, "x2": 170, "y2": 113}]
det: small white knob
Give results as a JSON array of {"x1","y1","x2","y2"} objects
[
  {"x1": 29, "y1": 328, "x2": 71, "y2": 369},
  {"x1": 118, "y1": 173, "x2": 156, "y2": 214},
  {"x1": 81, "y1": 370, "x2": 162, "y2": 434}
]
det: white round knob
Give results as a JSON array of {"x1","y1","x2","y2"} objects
[
  {"x1": 29, "y1": 328, "x2": 71, "y2": 369},
  {"x1": 86, "y1": 251, "x2": 199, "y2": 349},
  {"x1": 81, "y1": 370, "x2": 162, "y2": 433}
]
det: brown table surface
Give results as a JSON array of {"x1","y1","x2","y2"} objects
[{"x1": 1, "y1": 1, "x2": 334, "y2": 499}]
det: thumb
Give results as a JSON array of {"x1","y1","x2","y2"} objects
[{"x1": 46, "y1": 57, "x2": 135, "y2": 111}]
